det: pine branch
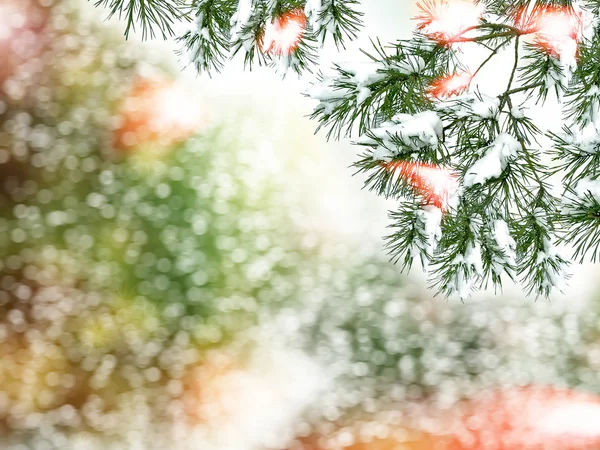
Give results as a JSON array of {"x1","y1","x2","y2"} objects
[
  {"x1": 93, "y1": 0, "x2": 188, "y2": 39},
  {"x1": 95, "y1": 0, "x2": 600, "y2": 298}
]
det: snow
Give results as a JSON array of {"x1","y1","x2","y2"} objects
[
  {"x1": 356, "y1": 87, "x2": 371, "y2": 105},
  {"x1": 579, "y1": 3, "x2": 599, "y2": 42},
  {"x1": 273, "y1": 54, "x2": 301, "y2": 75},
  {"x1": 181, "y1": 10, "x2": 211, "y2": 69},
  {"x1": 372, "y1": 145, "x2": 393, "y2": 162},
  {"x1": 536, "y1": 236, "x2": 569, "y2": 292},
  {"x1": 304, "y1": 0, "x2": 335, "y2": 41},
  {"x1": 304, "y1": 0, "x2": 324, "y2": 30},
  {"x1": 412, "y1": 205, "x2": 443, "y2": 265},
  {"x1": 358, "y1": 111, "x2": 443, "y2": 153},
  {"x1": 463, "y1": 133, "x2": 521, "y2": 187},
  {"x1": 573, "y1": 177, "x2": 600, "y2": 203},
  {"x1": 230, "y1": 0, "x2": 255, "y2": 50},
  {"x1": 447, "y1": 239, "x2": 483, "y2": 300},
  {"x1": 440, "y1": 94, "x2": 499, "y2": 120},
  {"x1": 510, "y1": 106, "x2": 526, "y2": 119},
  {"x1": 338, "y1": 62, "x2": 387, "y2": 86},
  {"x1": 308, "y1": 56, "x2": 427, "y2": 119},
  {"x1": 582, "y1": 86, "x2": 600, "y2": 126},
  {"x1": 306, "y1": 77, "x2": 343, "y2": 115},
  {"x1": 393, "y1": 55, "x2": 426, "y2": 75},
  {"x1": 470, "y1": 96, "x2": 500, "y2": 119},
  {"x1": 307, "y1": 62, "x2": 387, "y2": 114},
  {"x1": 307, "y1": 77, "x2": 339, "y2": 102},
  {"x1": 490, "y1": 219, "x2": 517, "y2": 276},
  {"x1": 465, "y1": 240, "x2": 484, "y2": 276},
  {"x1": 443, "y1": 216, "x2": 485, "y2": 300},
  {"x1": 337, "y1": 61, "x2": 386, "y2": 106},
  {"x1": 566, "y1": 123, "x2": 600, "y2": 154}
]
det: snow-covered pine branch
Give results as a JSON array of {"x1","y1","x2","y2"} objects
[
  {"x1": 307, "y1": 0, "x2": 600, "y2": 299},
  {"x1": 94, "y1": 0, "x2": 363, "y2": 75},
  {"x1": 98, "y1": 0, "x2": 600, "y2": 299}
]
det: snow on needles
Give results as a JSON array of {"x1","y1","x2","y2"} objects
[
  {"x1": 446, "y1": 216, "x2": 484, "y2": 300},
  {"x1": 413, "y1": 205, "x2": 443, "y2": 265},
  {"x1": 304, "y1": 0, "x2": 336, "y2": 39},
  {"x1": 231, "y1": 0, "x2": 256, "y2": 50},
  {"x1": 358, "y1": 111, "x2": 444, "y2": 153},
  {"x1": 337, "y1": 61, "x2": 387, "y2": 105},
  {"x1": 307, "y1": 56, "x2": 425, "y2": 114},
  {"x1": 572, "y1": 177, "x2": 600, "y2": 203},
  {"x1": 305, "y1": 77, "x2": 343, "y2": 116},
  {"x1": 440, "y1": 94, "x2": 500, "y2": 120},
  {"x1": 464, "y1": 133, "x2": 521, "y2": 187},
  {"x1": 490, "y1": 219, "x2": 517, "y2": 277}
]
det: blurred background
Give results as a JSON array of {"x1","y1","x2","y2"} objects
[{"x1": 2, "y1": 0, "x2": 600, "y2": 449}]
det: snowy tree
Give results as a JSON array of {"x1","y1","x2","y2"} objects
[{"x1": 93, "y1": 0, "x2": 600, "y2": 298}]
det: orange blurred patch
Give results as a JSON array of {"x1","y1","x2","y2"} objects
[
  {"x1": 447, "y1": 386, "x2": 600, "y2": 449},
  {"x1": 415, "y1": 0, "x2": 484, "y2": 45},
  {"x1": 113, "y1": 77, "x2": 208, "y2": 153},
  {"x1": 259, "y1": 9, "x2": 306, "y2": 56},
  {"x1": 514, "y1": 5, "x2": 584, "y2": 60},
  {"x1": 0, "y1": 0, "x2": 49, "y2": 86},
  {"x1": 384, "y1": 161, "x2": 459, "y2": 211},
  {"x1": 181, "y1": 352, "x2": 242, "y2": 426},
  {"x1": 427, "y1": 73, "x2": 472, "y2": 99},
  {"x1": 289, "y1": 427, "x2": 452, "y2": 450}
]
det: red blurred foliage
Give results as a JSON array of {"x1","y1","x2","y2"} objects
[
  {"x1": 427, "y1": 72, "x2": 472, "y2": 99},
  {"x1": 287, "y1": 386, "x2": 600, "y2": 450},
  {"x1": 0, "y1": 0, "x2": 49, "y2": 86},
  {"x1": 415, "y1": 0, "x2": 484, "y2": 45},
  {"x1": 384, "y1": 161, "x2": 458, "y2": 211},
  {"x1": 514, "y1": 5, "x2": 584, "y2": 60},
  {"x1": 259, "y1": 9, "x2": 306, "y2": 56},
  {"x1": 447, "y1": 386, "x2": 600, "y2": 450},
  {"x1": 113, "y1": 77, "x2": 207, "y2": 152}
]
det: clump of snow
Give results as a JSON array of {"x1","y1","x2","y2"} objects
[
  {"x1": 372, "y1": 145, "x2": 394, "y2": 162},
  {"x1": 489, "y1": 219, "x2": 517, "y2": 276},
  {"x1": 573, "y1": 177, "x2": 600, "y2": 203},
  {"x1": 510, "y1": 106, "x2": 526, "y2": 119},
  {"x1": 447, "y1": 240, "x2": 483, "y2": 300},
  {"x1": 443, "y1": 216, "x2": 484, "y2": 300},
  {"x1": 581, "y1": 86, "x2": 600, "y2": 126},
  {"x1": 304, "y1": 0, "x2": 324, "y2": 29},
  {"x1": 180, "y1": 10, "x2": 211, "y2": 69},
  {"x1": 306, "y1": 77, "x2": 343, "y2": 116},
  {"x1": 412, "y1": 205, "x2": 443, "y2": 265},
  {"x1": 273, "y1": 53, "x2": 301, "y2": 75},
  {"x1": 470, "y1": 96, "x2": 500, "y2": 119},
  {"x1": 579, "y1": 4, "x2": 599, "y2": 42},
  {"x1": 338, "y1": 61, "x2": 387, "y2": 106},
  {"x1": 440, "y1": 94, "x2": 500, "y2": 120},
  {"x1": 536, "y1": 236, "x2": 569, "y2": 292},
  {"x1": 307, "y1": 62, "x2": 388, "y2": 112},
  {"x1": 565, "y1": 123, "x2": 600, "y2": 154},
  {"x1": 230, "y1": 0, "x2": 256, "y2": 50},
  {"x1": 463, "y1": 133, "x2": 521, "y2": 187},
  {"x1": 392, "y1": 54, "x2": 427, "y2": 75},
  {"x1": 358, "y1": 111, "x2": 443, "y2": 152},
  {"x1": 304, "y1": 0, "x2": 336, "y2": 41}
]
